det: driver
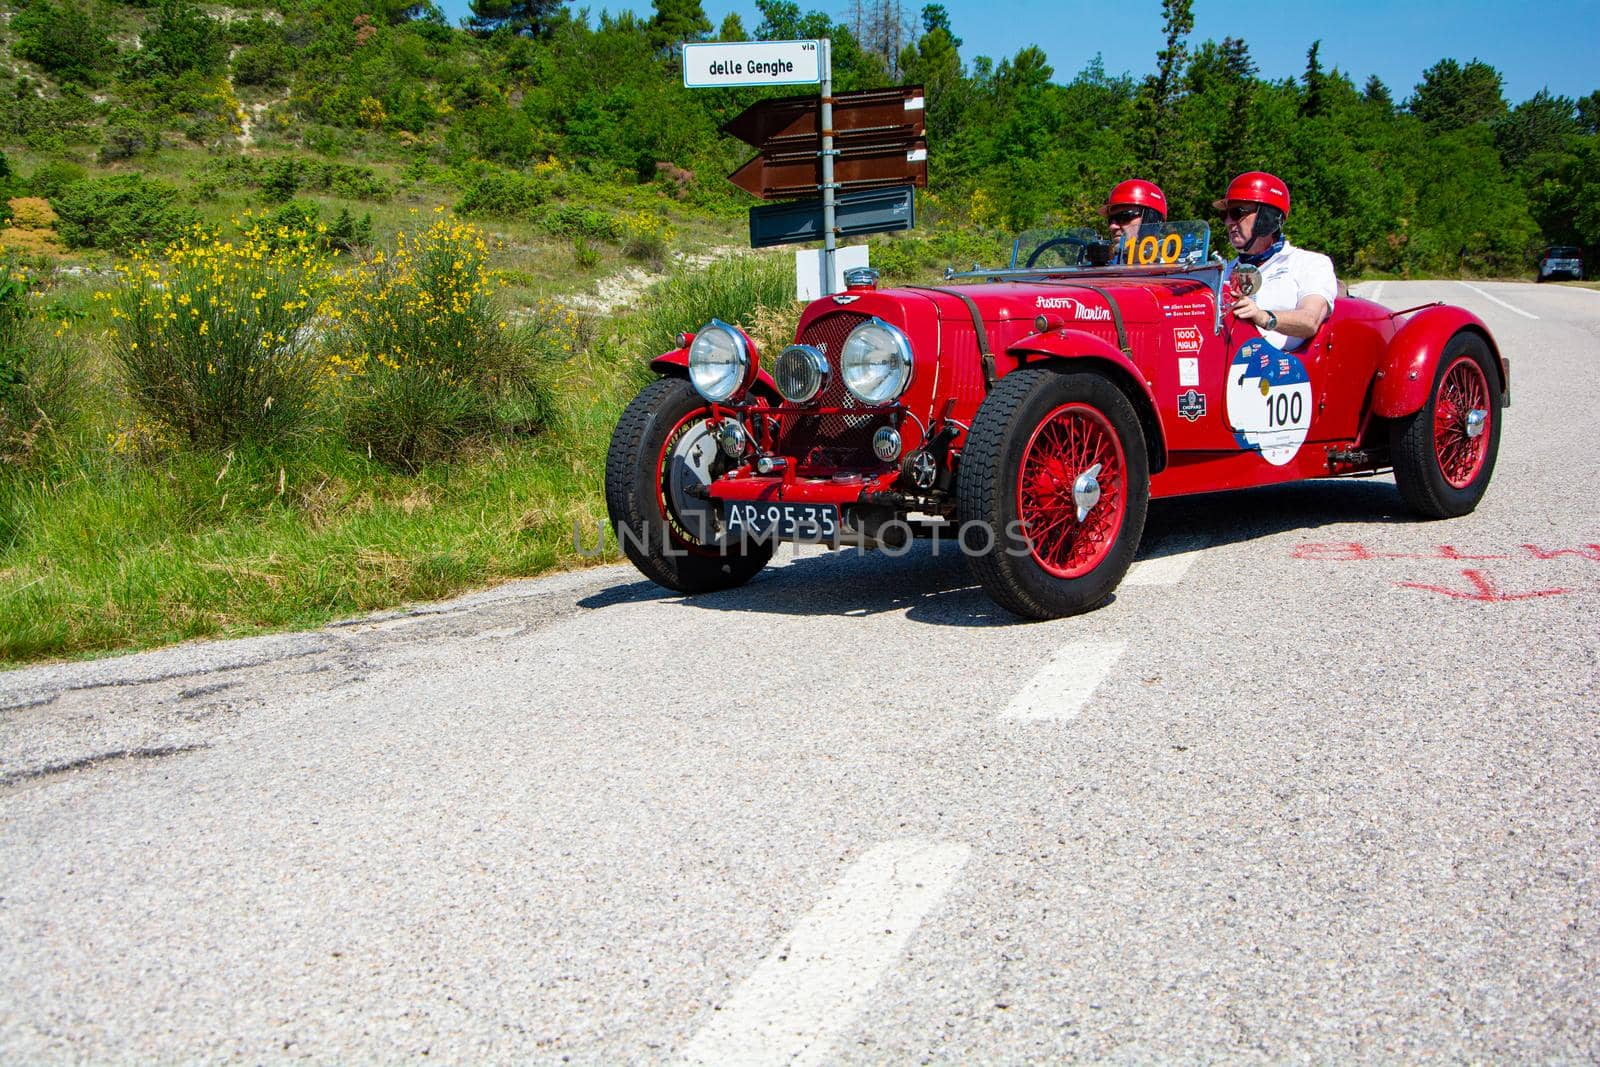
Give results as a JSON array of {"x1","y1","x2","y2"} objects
[
  {"x1": 1215, "y1": 171, "x2": 1336, "y2": 352},
  {"x1": 1100, "y1": 179, "x2": 1167, "y2": 261}
]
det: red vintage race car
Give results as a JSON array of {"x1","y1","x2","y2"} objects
[{"x1": 604, "y1": 222, "x2": 1508, "y2": 619}]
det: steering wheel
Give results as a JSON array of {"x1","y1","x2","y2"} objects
[{"x1": 1024, "y1": 236, "x2": 1090, "y2": 269}]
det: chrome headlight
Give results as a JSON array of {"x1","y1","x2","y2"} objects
[
  {"x1": 687, "y1": 319, "x2": 751, "y2": 402},
  {"x1": 774, "y1": 344, "x2": 828, "y2": 403},
  {"x1": 840, "y1": 318, "x2": 913, "y2": 405}
]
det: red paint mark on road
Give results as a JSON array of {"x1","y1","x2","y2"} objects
[
  {"x1": 1521, "y1": 544, "x2": 1600, "y2": 561},
  {"x1": 1398, "y1": 569, "x2": 1572, "y2": 602},
  {"x1": 1294, "y1": 542, "x2": 1599, "y2": 563}
]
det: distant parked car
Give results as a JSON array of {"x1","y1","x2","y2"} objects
[{"x1": 1537, "y1": 246, "x2": 1583, "y2": 282}]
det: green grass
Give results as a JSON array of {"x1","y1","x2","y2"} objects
[{"x1": 0, "y1": 250, "x2": 796, "y2": 666}]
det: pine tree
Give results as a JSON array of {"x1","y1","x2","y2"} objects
[
  {"x1": 1134, "y1": 0, "x2": 1193, "y2": 175},
  {"x1": 466, "y1": 0, "x2": 565, "y2": 37},
  {"x1": 650, "y1": 0, "x2": 711, "y2": 52}
]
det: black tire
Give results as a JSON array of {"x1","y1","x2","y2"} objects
[
  {"x1": 956, "y1": 369, "x2": 1150, "y2": 619},
  {"x1": 1390, "y1": 331, "x2": 1502, "y2": 519},
  {"x1": 604, "y1": 377, "x2": 773, "y2": 593}
]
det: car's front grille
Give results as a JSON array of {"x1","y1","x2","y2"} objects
[{"x1": 777, "y1": 311, "x2": 883, "y2": 469}]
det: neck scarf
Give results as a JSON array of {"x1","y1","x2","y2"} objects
[{"x1": 1237, "y1": 237, "x2": 1285, "y2": 267}]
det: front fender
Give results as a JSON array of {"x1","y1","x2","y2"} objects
[
  {"x1": 1006, "y1": 329, "x2": 1168, "y2": 472},
  {"x1": 1374, "y1": 306, "x2": 1508, "y2": 418},
  {"x1": 649, "y1": 347, "x2": 782, "y2": 402}
]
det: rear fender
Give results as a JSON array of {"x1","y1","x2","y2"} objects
[
  {"x1": 1374, "y1": 307, "x2": 1508, "y2": 418},
  {"x1": 649, "y1": 348, "x2": 783, "y2": 404},
  {"x1": 1007, "y1": 329, "x2": 1168, "y2": 473}
]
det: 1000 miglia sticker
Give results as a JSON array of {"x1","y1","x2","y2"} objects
[{"x1": 1226, "y1": 339, "x2": 1312, "y2": 466}]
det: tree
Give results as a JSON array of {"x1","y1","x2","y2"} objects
[
  {"x1": 1133, "y1": 0, "x2": 1193, "y2": 174},
  {"x1": 649, "y1": 0, "x2": 711, "y2": 52},
  {"x1": 1300, "y1": 40, "x2": 1326, "y2": 118},
  {"x1": 921, "y1": 4, "x2": 960, "y2": 47},
  {"x1": 718, "y1": 12, "x2": 747, "y2": 41},
  {"x1": 848, "y1": 0, "x2": 912, "y2": 75},
  {"x1": 141, "y1": 0, "x2": 226, "y2": 77},
  {"x1": 10, "y1": 0, "x2": 117, "y2": 86},
  {"x1": 466, "y1": 0, "x2": 565, "y2": 37},
  {"x1": 1409, "y1": 58, "x2": 1507, "y2": 131},
  {"x1": 1575, "y1": 90, "x2": 1600, "y2": 135},
  {"x1": 1363, "y1": 75, "x2": 1393, "y2": 111},
  {"x1": 1494, "y1": 90, "x2": 1579, "y2": 170}
]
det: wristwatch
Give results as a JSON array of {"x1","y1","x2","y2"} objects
[{"x1": 1263, "y1": 311, "x2": 1278, "y2": 331}]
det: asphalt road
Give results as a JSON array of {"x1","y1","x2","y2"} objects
[{"x1": 3, "y1": 281, "x2": 1597, "y2": 1062}]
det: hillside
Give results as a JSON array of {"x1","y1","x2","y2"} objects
[{"x1": 0, "y1": 0, "x2": 1597, "y2": 664}]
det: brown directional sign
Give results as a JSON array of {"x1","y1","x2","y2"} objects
[
  {"x1": 727, "y1": 138, "x2": 928, "y2": 199},
  {"x1": 720, "y1": 85, "x2": 925, "y2": 149}
]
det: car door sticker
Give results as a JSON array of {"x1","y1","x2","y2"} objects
[
  {"x1": 1177, "y1": 389, "x2": 1207, "y2": 421},
  {"x1": 1178, "y1": 356, "x2": 1199, "y2": 386},
  {"x1": 1226, "y1": 339, "x2": 1312, "y2": 466}
]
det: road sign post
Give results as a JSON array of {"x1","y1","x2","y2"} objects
[
  {"x1": 820, "y1": 38, "x2": 835, "y2": 297},
  {"x1": 684, "y1": 41, "x2": 926, "y2": 296}
]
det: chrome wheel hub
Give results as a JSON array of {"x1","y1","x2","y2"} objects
[
  {"x1": 1465, "y1": 408, "x2": 1487, "y2": 438},
  {"x1": 1072, "y1": 463, "x2": 1103, "y2": 523}
]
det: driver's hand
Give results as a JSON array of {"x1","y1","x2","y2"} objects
[{"x1": 1231, "y1": 295, "x2": 1264, "y2": 325}]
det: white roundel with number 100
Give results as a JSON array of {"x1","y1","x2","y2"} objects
[{"x1": 1226, "y1": 340, "x2": 1313, "y2": 466}]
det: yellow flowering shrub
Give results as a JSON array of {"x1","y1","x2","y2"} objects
[
  {"x1": 0, "y1": 197, "x2": 63, "y2": 256},
  {"x1": 618, "y1": 210, "x2": 674, "y2": 264},
  {"x1": 104, "y1": 219, "x2": 336, "y2": 445},
  {"x1": 329, "y1": 212, "x2": 550, "y2": 469}
]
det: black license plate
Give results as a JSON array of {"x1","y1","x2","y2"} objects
[{"x1": 724, "y1": 501, "x2": 840, "y2": 541}]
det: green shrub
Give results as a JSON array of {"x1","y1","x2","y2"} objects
[
  {"x1": 11, "y1": 0, "x2": 118, "y2": 86},
  {"x1": 232, "y1": 42, "x2": 294, "y2": 88},
  {"x1": 199, "y1": 155, "x2": 392, "y2": 203},
  {"x1": 52, "y1": 175, "x2": 199, "y2": 251},
  {"x1": 455, "y1": 169, "x2": 555, "y2": 220},
  {"x1": 106, "y1": 221, "x2": 335, "y2": 446},
  {"x1": 28, "y1": 160, "x2": 87, "y2": 200},
  {"x1": 541, "y1": 203, "x2": 621, "y2": 242},
  {"x1": 331, "y1": 215, "x2": 551, "y2": 469}
]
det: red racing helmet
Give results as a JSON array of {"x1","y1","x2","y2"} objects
[
  {"x1": 1213, "y1": 171, "x2": 1291, "y2": 217},
  {"x1": 1100, "y1": 179, "x2": 1168, "y2": 219}
]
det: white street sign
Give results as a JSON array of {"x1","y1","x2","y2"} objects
[{"x1": 683, "y1": 40, "x2": 821, "y2": 88}]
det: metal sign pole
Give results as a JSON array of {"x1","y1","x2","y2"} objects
[{"x1": 819, "y1": 37, "x2": 836, "y2": 296}]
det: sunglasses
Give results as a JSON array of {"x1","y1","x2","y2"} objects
[
  {"x1": 1222, "y1": 204, "x2": 1259, "y2": 222},
  {"x1": 1107, "y1": 208, "x2": 1142, "y2": 225}
]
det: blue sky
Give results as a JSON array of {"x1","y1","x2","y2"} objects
[{"x1": 435, "y1": 0, "x2": 1598, "y2": 105}]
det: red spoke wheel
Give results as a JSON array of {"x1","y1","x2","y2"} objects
[
  {"x1": 1432, "y1": 356, "x2": 1491, "y2": 489},
  {"x1": 605, "y1": 377, "x2": 773, "y2": 594},
  {"x1": 1391, "y1": 331, "x2": 1502, "y2": 519},
  {"x1": 1017, "y1": 404, "x2": 1128, "y2": 578},
  {"x1": 958, "y1": 369, "x2": 1149, "y2": 619}
]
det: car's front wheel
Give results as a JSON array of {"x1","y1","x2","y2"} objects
[
  {"x1": 604, "y1": 377, "x2": 773, "y2": 593},
  {"x1": 957, "y1": 368, "x2": 1149, "y2": 619},
  {"x1": 1389, "y1": 331, "x2": 1502, "y2": 519}
]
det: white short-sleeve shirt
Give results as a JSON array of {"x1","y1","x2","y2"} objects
[{"x1": 1225, "y1": 241, "x2": 1338, "y2": 351}]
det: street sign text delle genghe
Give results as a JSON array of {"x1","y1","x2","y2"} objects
[{"x1": 683, "y1": 41, "x2": 821, "y2": 88}]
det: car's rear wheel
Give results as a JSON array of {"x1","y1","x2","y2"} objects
[
  {"x1": 1390, "y1": 331, "x2": 1502, "y2": 519},
  {"x1": 957, "y1": 368, "x2": 1149, "y2": 619},
  {"x1": 605, "y1": 377, "x2": 773, "y2": 593}
]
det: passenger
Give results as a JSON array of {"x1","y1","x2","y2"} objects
[
  {"x1": 1215, "y1": 171, "x2": 1336, "y2": 352},
  {"x1": 1101, "y1": 179, "x2": 1168, "y2": 262}
]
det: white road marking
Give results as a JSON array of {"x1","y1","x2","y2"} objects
[
  {"x1": 1458, "y1": 282, "x2": 1539, "y2": 320},
  {"x1": 1000, "y1": 641, "x2": 1125, "y2": 722},
  {"x1": 675, "y1": 837, "x2": 970, "y2": 1067},
  {"x1": 1124, "y1": 534, "x2": 1211, "y2": 586}
]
